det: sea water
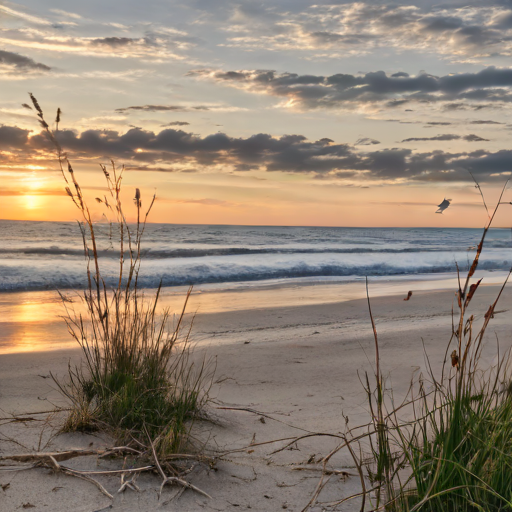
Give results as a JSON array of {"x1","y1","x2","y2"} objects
[{"x1": 1, "y1": 220, "x2": 511, "y2": 292}]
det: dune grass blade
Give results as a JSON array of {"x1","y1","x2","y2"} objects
[
  {"x1": 301, "y1": 176, "x2": 512, "y2": 511},
  {"x1": 31, "y1": 95, "x2": 214, "y2": 456},
  {"x1": 365, "y1": 178, "x2": 512, "y2": 511}
]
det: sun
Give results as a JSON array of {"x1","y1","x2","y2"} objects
[
  {"x1": 22, "y1": 172, "x2": 47, "y2": 210},
  {"x1": 23, "y1": 194, "x2": 43, "y2": 210}
]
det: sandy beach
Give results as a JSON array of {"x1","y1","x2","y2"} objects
[{"x1": 1, "y1": 281, "x2": 511, "y2": 511}]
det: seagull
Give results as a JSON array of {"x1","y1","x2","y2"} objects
[{"x1": 436, "y1": 198, "x2": 451, "y2": 214}]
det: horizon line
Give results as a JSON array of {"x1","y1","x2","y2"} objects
[{"x1": 1, "y1": 218, "x2": 510, "y2": 230}]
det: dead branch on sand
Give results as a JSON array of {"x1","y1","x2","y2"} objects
[{"x1": 0, "y1": 446, "x2": 214, "y2": 501}]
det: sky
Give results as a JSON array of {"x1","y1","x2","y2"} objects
[{"x1": 2, "y1": 0, "x2": 512, "y2": 227}]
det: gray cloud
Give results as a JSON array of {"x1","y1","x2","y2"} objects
[
  {"x1": 0, "y1": 126, "x2": 30, "y2": 148},
  {"x1": 355, "y1": 137, "x2": 380, "y2": 145},
  {"x1": 217, "y1": 3, "x2": 512, "y2": 62},
  {"x1": 23, "y1": 127, "x2": 356, "y2": 174},
  {"x1": 0, "y1": 15, "x2": 195, "y2": 61},
  {"x1": 0, "y1": 50, "x2": 51, "y2": 71},
  {"x1": 188, "y1": 67, "x2": 512, "y2": 110},
  {"x1": 3, "y1": 2, "x2": 512, "y2": 71},
  {"x1": 443, "y1": 102, "x2": 492, "y2": 111},
  {"x1": 91, "y1": 37, "x2": 143, "y2": 48},
  {"x1": 464, "y1": 134, "x2": 489, "y2": 141},
  {"x1": 161, "y1": 121, "x2": 191, "y2": 126},
  {"x1": 1, "y1": 124, "x2": 505, "y2": 184},
  {"x1": 90, "y1": 34, "x2": 194, "y2": 53},
  {"x1": 402, "y1": 134, "x2": 460, "y2": 142},
  {"x1": 469, "y1": 120, "x2": 504, "y2": 124},
  {"x1": 116, "y1": 105, "x2": 210, "y2": 113},
  {"x1": 401, "y1": 133, "x2": 489, "y2": 142}
]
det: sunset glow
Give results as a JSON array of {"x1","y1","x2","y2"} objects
[{"x1": 1, "y1": 1, "x2": 512, "y2": 226}]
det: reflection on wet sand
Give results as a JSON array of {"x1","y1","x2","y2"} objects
[
  {"x1": 0, "y1": 292, "x2": 71, "y2": 353},
  {"x1": 0, "y1": 272, "x2": 507, "y2": 354}
]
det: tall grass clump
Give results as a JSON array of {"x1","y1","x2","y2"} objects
[
  {"x1": 28, "y1": 94, "x2": 214, "y2": 456},
  {"x1": 367, "y1": 179, "x2": 512, "y2": 512},
  {"x1": 302, "y1": 178, "x2": 512, "y2": 511}
]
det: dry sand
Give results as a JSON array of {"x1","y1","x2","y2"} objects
[{"x1": 1, "y1": 284, "x2": 511, "y2": 511}]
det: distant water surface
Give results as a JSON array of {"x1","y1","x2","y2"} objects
[{"x1": 1, "y1": 220, "x2": 511, "y2": 292}]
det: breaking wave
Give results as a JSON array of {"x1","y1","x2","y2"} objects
[{"x1": 1, "y1": 220, "x2": 511, "y2": 292}]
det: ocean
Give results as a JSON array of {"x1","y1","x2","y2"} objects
[{"x1": 1, "y1": 220, "x2": 511, "y2": 293}]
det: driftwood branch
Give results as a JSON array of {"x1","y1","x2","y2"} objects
[
  {"x1": 0, "y1": 447, "x2": 212, "y2": 501},
  {"x1": 45, "y1": 454, "x2": 113, "y2": 499},
  {"x1": 0, "y1": 450, "x2": 100, "y2": 463},
  {"x1": 145, "y1": 427, "x2": 212, "y2": 500}
]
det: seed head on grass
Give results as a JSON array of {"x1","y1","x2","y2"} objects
[
  {"x1": 302, "y1": 176, "x2": 512, "y2": 512},
  {"x1": 31, "y1": 95, "x2": 215, "y2": 459}
]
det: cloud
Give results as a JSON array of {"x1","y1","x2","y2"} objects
[
  {"x1": 188, "y1": 66, "x2": 512, "y2": 111},
  {"x1": 464, "y1": 134, "x2": 489, "y2": 141},
  {"x1": 4, "y1": 2, "x2": 512, "y2": 69},
  {"x1": 50, "y1": 9, "x2": 82, "y2": 20},
  {"x1": 0, "y1": 35, "x2": 186, "y2": 60},
  {"x1": 426, "y1": 122, "x2": 452, "y2": 126},
  {"x1": 402, "y1": 134, "x2": 460, "y2": 142},
  {"x1": 401, "y1": 133, "x2": 489, "y2": 142},
  {"x1": 161, "y1": 121, "x2": 191, "y2": 126},
  {"x1": 0, "y1": 5, "x2": 52, "y2": 26},
  {"x1": 0, "y1": 126, "x2": 30, "y2": 148},
  {"x1": 355, "y1": 137, "x2": 380, "y2": 145},
  {"x1": 91, "y1": 37, "x2": 141, "y2": 48},
  {"x1": 0, "y1": 50, "x2": 50, "y2": 71},
  {"x1": 469, "y1": 119, "x2": 504, "y2": 124},
  {"x1": 0, "y1": 18, "x2": 195, "y2": 61},
  {"x1": 2, "y1": 123, "x2": 509, "y2": 185},
  {"x1": 116, "y1": 105, "x2": 210, "y2": 113},
  {"x1": 442, "y1": 102, "x2": 492, "y2": 111},
  {"x1": 384, "y1": 119, "x2": 419, "y2": 125},
  {"x1": 217, "y1": 3, "x2": 512, "y2": 62}
]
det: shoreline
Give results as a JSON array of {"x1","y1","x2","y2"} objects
[{"x1": 1, "y1": 271, "x2": 510, "y2": 354}]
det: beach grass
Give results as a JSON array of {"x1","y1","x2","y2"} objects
[
  {"x1": 361, "y1": 179, "x2": 512, "y2": 511},
  {"x1": 302, "y1": 180, "x2": 512, "y2": 512},
  {"x1": 29, "y1": 95, "x2": 214, "y2": 457}
]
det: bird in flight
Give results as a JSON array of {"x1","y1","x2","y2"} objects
[{"x1": 436, "y1": 198, "x2": 451, "y2": 214}]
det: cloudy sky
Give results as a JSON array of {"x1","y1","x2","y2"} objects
[{"x1": 2, "y1": 0, "x2": 512, "y2": 226}]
